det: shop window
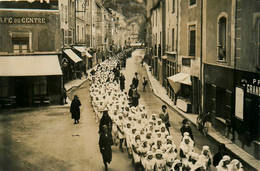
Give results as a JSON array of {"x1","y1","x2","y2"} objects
[
  {"x1": 34, "y1": 77, "x2": 47, "y2": 95},
  {"x1": 0, "y1": 77, "x2": 8, "y2": 98},
  {"x1": 12, "y1": 37, "x2": 29, "y2": 53},
  {"x1": 188, "y1": 25, "x2": 196, "y2": 56},
  {"x1": 190, "y1": 0, "x2": 196, "y2": 6},
  {"x1": 172, "y1": 28, "x2": 175, "y2": 51},
  {"x1": 218, "y1": 16, "x2": 227, "y2": 61},
  {"x1": 172, "y1": 0, "x2": 175, "y2": 12},
  {"x1": 182, "y1": 58, "x2": 191, "y2": 67}
]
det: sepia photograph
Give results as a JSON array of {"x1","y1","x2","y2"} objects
[{"x1": 0, "y1": 0, "x2": 259, "y2": 170}]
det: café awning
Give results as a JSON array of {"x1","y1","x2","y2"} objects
[
  {"x1": 85, "y1": 50, "x2": 92, "y2": 58},
  {"x1": 167, "y1": 73, "x2": 192, "y2": 93},
  {"x1": 64, "y1": 49, "x2": 82, "y2": 63},
  {"x1": 0, "y1": 55, "x2": 62, "y2": 76}
]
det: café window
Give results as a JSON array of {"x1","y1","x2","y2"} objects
[
  {"x1": 34, "y1": 77, "x2": 47, "y2": 95},
  {"x1": 0, "y1": 77, "x2": 8, "y2": 98},
  {"x1": 217, "y1": 15, "x2": 227, "y2": 61},
  {"x1": 68, "y1": 29, "x2": 73, "y2": 45},
  {"x1": 12, "y1": 37, "x2": 29, "y2": 53},
  {"x1": 188, "y1": 25, "x2": 196, "y2": 56}
]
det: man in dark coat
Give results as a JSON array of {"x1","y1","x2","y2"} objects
[
  {"x1": 99, "y1": 125, "x2": 112, "y2": 171},
  {"x1": 119, "y1": 73, "x2": 125, "y2": 92},
  {"x1": 99, "y1": 110, "x2": 113, "y2": 134},
  {"x1": 180, "y1": 119, "x2": 194, "y2": 141},
  {"x1": 132, "y1": 88, "x2": 140, "y2": 107},
  {"x1": 132, "y1": 72, "x2": 139, "y2": 89},
  {"x1": 70, "y1": 95, "x2": 81, "y2": 124}
]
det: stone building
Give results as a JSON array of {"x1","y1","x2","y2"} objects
[{"x1": 0, "y1": 0, "x2": 63, "y2": 107}]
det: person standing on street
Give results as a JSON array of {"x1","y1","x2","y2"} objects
[
  {"x1": 99, "y1": 110, "x2": 113, "y2": 135},
  {"x1": 142, "y1": 77, "x2": 148, "y2": 92},
  {"x1": 132, "y1": 87, "x2": 140, "y2": 107},
  {"x1": 119, "y1": 73, "x2": 126, "y2": 92},
  {"x1": 132, "y1": 72, "x2": 139, "y2": 89},
  {"x1": 99, "y1": 125, "x2": 113, "y2": 171},
  {"x1": 70, "y1": 95, "x2": 81, "y2": 124},
  {"x1": 159, "y1": 105, "x2": 170, "y2": 134},
  {"x1": 180, "y1": 119, "x2": 194, "y2": 141}
]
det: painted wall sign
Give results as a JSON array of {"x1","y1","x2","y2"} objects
[
  {"x1": 0, "y1": 17, "x2": 48, "y2": 24},
  {"x1": 241, "y1": 78, "x2": 260, "y2": 97}
]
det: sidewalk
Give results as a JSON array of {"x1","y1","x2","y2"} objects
[
  {"x1": 63, "y1": 65, "x2": 99, "y2": 106},
  {"x1": 144, "y1": 63, "x2": 259, "y2": 171}
]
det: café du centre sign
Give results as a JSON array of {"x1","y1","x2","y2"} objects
[{"x1": 0, "y1": 17, "x2": 47, "y2": 24}]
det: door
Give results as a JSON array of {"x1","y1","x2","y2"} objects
[{"x1": 15, "y1": 77, "x2": 29, "y2": 107}]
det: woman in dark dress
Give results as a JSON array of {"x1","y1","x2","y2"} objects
[
  {"x1": 99, "y1": 125, "x2": 113, "y2": 171},
  {"x1": 70, "y1": 95, "x2": 81, "y2": 124}
]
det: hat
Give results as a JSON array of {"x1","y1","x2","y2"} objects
[
  {"x1": 182, "y1": 119, "x2": 189, "y2": 124},
  {"x1": 147, "y1": 151, "x2": 153, "y2": 156},
  {"x1": 223, "y1": 155, "x2": 230, "y2": 161},
  {"x1": 74, "y1": 95, "x2": 78, "y2": 98},
  {"x1": 183, "y1": 132, "x2": 190, "y2": 137},
  {"x1": 155, "y1": 149, "x2": 163, "y2": 155},
  {"x1": 202, "y1": 145, "x2": 209, "y2": 151},
  {"x1": 162, "y1": 105, "x2": 167, "y2": 109}
]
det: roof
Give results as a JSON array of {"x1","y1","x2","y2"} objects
[{"x1": 0, "y1": 55, "x2": 62, "y2": 76}]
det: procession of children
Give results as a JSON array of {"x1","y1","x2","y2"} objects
[{"x1": 88, "y1": 53, "x2": 244, "y2": 171}]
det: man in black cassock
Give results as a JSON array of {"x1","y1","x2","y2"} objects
[
  {"x1": 70, "y1": 95, "x2": 81, "y2": 124},
  {"x1": 119, "y1": 73, "x2": 125, "y2": 92},
  {"x1": 132, "y1": 72, "x2": 139, "y2": 89},
  {"x1": 99, "y1": 125, "x2": 113, "y2": 171}
]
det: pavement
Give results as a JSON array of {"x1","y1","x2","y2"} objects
[{"x1": 142, "y1": 52, "x2": 260, "y2": 171}]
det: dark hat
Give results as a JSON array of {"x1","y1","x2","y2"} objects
[
  {"x1": 74, "y1": 95, "x2": 78, "y2": 98},
  {"x1": 162, "y1": 105, "x2": 167, "y2": 109},
  {"x1": 182, "y1": 119, "x2": 189, "y2": 124}
]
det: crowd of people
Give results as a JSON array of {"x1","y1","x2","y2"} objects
[{"x1": 84, "y1": 52, "x2": 244, "y2": 171}]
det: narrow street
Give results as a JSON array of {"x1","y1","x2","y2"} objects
[{"x1": 0, "y1": 49, "x2": 220, "y2": 171}]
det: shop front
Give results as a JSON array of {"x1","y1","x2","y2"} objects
[
  {"x1": 204, "y1": 64, "x2": 234, "y2": 137},
  {"x1": 63, "y1": 49, "x2": 83, "y2": 82},
  {"x1": 168, "y1": 73, "x2": 192, "y2": 113},
  {"x1": 234, "y1": 70, "x2": 260, "y2": 159},
  {"x1": 0, "y1": 55, "x2": 63, "y2": 107}
]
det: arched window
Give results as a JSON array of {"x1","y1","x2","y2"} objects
[{"x1": 217, "y1": 14, "x2": 227, "y2": 61}]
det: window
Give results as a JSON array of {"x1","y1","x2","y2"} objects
[
  {"x1": 61, "y1": 4, "x2": 64, "y2": 22},
  {"x1": 218, "y1": 16, "x2": 227, "y2": 61},
  {"x1": 189, "y1": 25, "x2": 196, "y2": 56},
  {"x1": 12, "y1": 37, "x2": 29, "y2": 53},
  {"x1": 190, "y1": 0, "x2": 196, "y2": 6},
  {"x1": 77, "y1": 25, "x2": 79, "y2": 42},
  {"x1": 172, "y1": 28, "x2": 175, "y2": 51},
  {"x1": 34, "y1": 77, "x2": 47, "y2": 95},
  {"x1": 68, "y1": 29, "x2": 73, "y2": 45},
  {"x1": 172, "y1": 0, "x2": 175, "y2": 12},
  {"x1": 182, "y1": 58, "x2": 191, "y2": 67},
  {"x1": 0, "y1": 77, "x2": 8, "y2": 98},
  {"x1": 65, "y1": 5, "x2": 68, "y2": 23}
]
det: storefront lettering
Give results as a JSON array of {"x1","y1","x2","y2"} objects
[
  {"x1": 0, "y1": 17, "x2": 47, "y2": 24},
  {"x1": 241, "y1": 78, "x2": 260, "y2": 96}
]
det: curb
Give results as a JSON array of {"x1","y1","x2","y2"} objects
[{"x1": 144, "y1": 64, "x2": 258, "y2": 171}]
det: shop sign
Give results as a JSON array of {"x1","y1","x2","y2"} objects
[
  {"x1": 241, "y1": 78, "x2": 260, "y2": 97},
  {"x1": 0, "y1": 17, "x2": 48, "y2": 24}
]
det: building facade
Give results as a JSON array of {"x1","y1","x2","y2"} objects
[{"x1": 0, "y1": 0, "x2": 63, "y2": 107}]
